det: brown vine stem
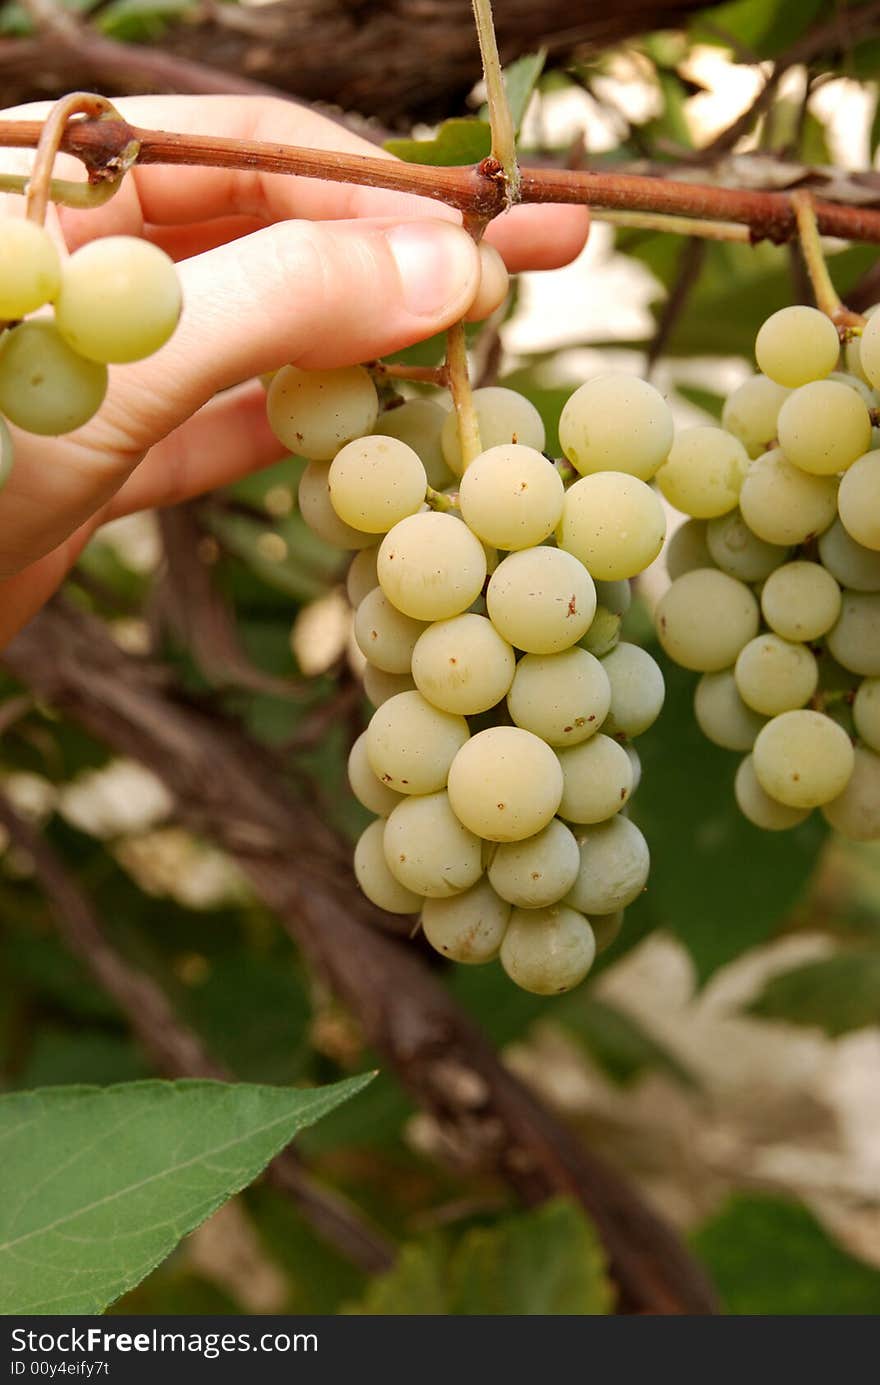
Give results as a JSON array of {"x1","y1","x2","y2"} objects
[
  {"x1": 5, "y1": 116, "x2": 880, "y2": 245},
  {"x1": 791, "y1": 189, "x2": 865, "y2": 330},
  {"x1": 24, "y1": 92, "x2": 124, "y2": 225}
]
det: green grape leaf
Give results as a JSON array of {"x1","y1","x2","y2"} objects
[
  {"x1": 346, "y1": 1199, "x2": 612, "y2": 1315},
  {"x1": 691, "y1": 0, "x2": 825, "y2": 58},
  {"x1": 631, "y1": 650, "x2": 826, "y2": 981},
  {"x1": 560, "y1": 998, "x2": 698, "y2": 1090},
  {"x1": 96, "y1": 0, "x2": 198, "y2": 42},
  {"x1": 0, "y1": 1074, "x2": 373, "y2": 1315},
  {"x1": 747, "y1": 951, "x2": 880, "y2": 1035},
  {"x1": 387, "y1": 50, "x2": 545, "y2": 166},
  {"x1": 478, "y1": 50, "x2": 547, "y2": 134},
  {"x1": 385, "y1": 118, "x2": 492, "y2": 168},
  {"x1": 692, "y1": 1195, "x2": 880, "y2": 1314}
]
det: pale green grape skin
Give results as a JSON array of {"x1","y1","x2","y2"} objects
[
  {"x1": 268, "y1": 365, "x2": 379, "y2": 459},
  {"x1": 557, "y1": 733, "x2": 633, "y2": 824},
  {"x1": 447, "y1": 726, "x2": 563, "y2": 842},
  {"x1": 298, "y1": 461, "x2": 375, "y2": 549},
  {"x1": 855, "y1": 307, "x2": 880, "y2": 389},
  {"x1": 721, "y1": 374, "x2": 790, "y2": 458},
  {"x1": 837, "y1": 452, "x2": 880, "y2": 551},
  {"x1": 421, "y1": 879, "x2": 511, "y2": 964},
  {"x1": 738, "y1": 448, "x2": 838, "y2": 546},
  {"x1": 706, "y1": 510, "x2": 789, "y2": 583},
  {"x1": 486, "y1": 547, "x2": 596, "y2": 654},
  {"x1": 0, "y1": 219, "x2": 60, "y2": 318},
  {"x1": 565, "y1": 815, "x2": 650, "y2": 914},
  {"x1": 0, "y1": 321, "x2": 107, "y2": 435},
  {"x1": 591, "y1": 910, "x2": 624, "y2": 953},
  {"x1": 776, "y1": 380, "x2": 871, "y2": 476},
  {"x1": 734, "y1": 755, "x2": 810, "y2": 831},
  {"x1": 594, "y1": 579, "x2": 632, "y2": 617},
  {"x1": 354, "y1": 819, "x2": 422, "y2": 914},
  {"x1": 665, "y1": 519, "x2": 713, "y2": 580},
  {"x1": 54, "y1": 236, "x2": 181, "y2": 363},
  {"x1": 0, "y1": 414, "x2": 13, "y2": 492},
  {"x1": 827, "y1": 370, "x2": 877, "y2": 407},
  {"x1": 377, "y1": 511, "x2": 487, "y2": 621},
  {"x1": 826, "y1": 592, "x2": 880, "y2": 676},
  {"x1": 441, "y1": 386, "x2": 545, "y2": 475},
  {"x1": 558, "y1": 375, "x2": 673, "y2": 480},
  {"x1": 366, "y1": 690, "x2": 469, "y2": 794},
  {"x1": 853, "y1": 678, "x2": 880, "y2": 752},
  {"x1": 821, "y1": 746, "x2": 880, "y2": 840},
  {"x1": 755, "y1": 305, "x2": 840, "y2": 387},
  {"x1": 600, "y1": 643, "x2": 665, "y2": 737},
  {"x1": 346, "y1": 546, "x2": 380, "y2": 607},
  {"x1": 694, "y1": 671, "x2": 767, "y2": 752},
  {"x1": 362, "y1": 664, "x2": 415, "y2": 707},
  {"x1": 500, "y1": 905, "x2": 596, "y2": 995},
  {"x1": 458, "y1": 443, "x2": 564, "y2": 550},
  {"x1": 817, "y1": 519, "x2": 880, "y2": 592},
  {"x1": 329, "y1": 435, "x2": 426, "y2": 533},
  {"x1": 383, "y1": 791, "x2": 483, "y2": 897},
  {"x1": 348, "y1": 731, "x2": 404, "y2": 816},
  {"x1": 506, "y1": 647, "x2": 610, "y2": 747},
  {"x1": 734, "y1": 634, "x2": 818, "y2": 717},
  {"x1": 761, "y1": 561, "x2": 841, "y2": 641},
  {"x1": 656, "y1": 426, "x2": 749, "y2": 519},
  {"x1": 558, "y1": 472, "x2": 666, "y2": 579},
  {"x1": 375, "y1": 398, "x2": 454, "y2": 490},
  {"x1": 411, "y1": 613, "x2": 515, "y2": 715},
  {"x1": 488, "y1": 818, "x2": 581, "y2": 909},
  {"x1": 753, "y1": 709, "x2": 855, "y2": 809},
  {"x1": 354, "y1": 587, "x2": 426, "y2": 673},
  {"x1": 578, "y1": 606, "x2": 621, "y2": 658},
  {"x1": 655, "y1": 569, "x2": 760, "y2": 673}
]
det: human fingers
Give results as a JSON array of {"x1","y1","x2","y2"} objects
[{"x1": 103, "y1": 381, "x2": 284, "y2": 519}]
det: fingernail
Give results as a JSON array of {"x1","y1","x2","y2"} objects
[{"x1": 386, "y1": 221, "x2": 478, "y2": 318}]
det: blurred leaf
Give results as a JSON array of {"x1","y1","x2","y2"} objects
[
  {"x1": 691, "y1": 0, "x2": 825, "y2": 57},
  {"x1": 205, "y1": 509, "x2": 337, "y2": 602},
  {"x1": 693, "y1": 1196, "x2": 880, "y2": 1314},
  {"x1": 631, "y1": 650, "x2": 826, "y2": 981},
  {"x1": 96, "y1": 0, "x2": 198, "y2": 42},
  {"x1": 675, "y1": 384, "x2": 725, "y2": 419},
  {"x1": 346, "y1": 1239, "x2": 447, "y2": 1313},
  {"x1": 561, "y1": 998, "x2": 697, "y2": 1090},
  {"x1": 747, "y1": 951, "x2": 880, "y2": 1035},
  {"x1": 12, "y1": 1029, "x2": 148, "y2": 1090},
  {"x1": 347, "y1": 1199, "x2": 612, "y2": 1315},
  {"x1": 479, "y1": 51, "x2": 547, "y2": 133},
  {"x1": 386, "y1": 119, "x2": 491, "y2": 167},
  {"x1": 0, "y1": 1074, "x2": 374, "y2": 1314},
  {"x1": 110, "y1": 1267, "x2": 240, "y2": 1315},
  {"x1": 612, "y1": 238, "x2": 877, "y2": 360},
  {"x1": 247, "y1": 1184, "x2": 368, "y2": 1313}
]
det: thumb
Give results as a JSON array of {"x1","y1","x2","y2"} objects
[{"x1": 93, "y1": 217, "x2": 483, "y2": 455}]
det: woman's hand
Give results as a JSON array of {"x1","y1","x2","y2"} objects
[{"x1": 0, "y1": 94, "x2": 590, "y2": 645}]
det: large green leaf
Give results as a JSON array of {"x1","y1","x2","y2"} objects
[
  {"x1": 693, "y1": 1195, "x2": 880, "y2": 1314},
  {"x1": 632, "y1": 650, "x2": 826, "y2": 981},
  {"x1": 347, "y1": 1199, "x2": 612, "y2": 1315},
  {"x1": 691, "y1": 0, "x2": 825, "y2": 57},
  {"x1": 0, "y1": 1074, "x2": 373, "y2": 1315},
  {"x1": 747, "y1": 951, "x2": 880, "y2": 1035}
]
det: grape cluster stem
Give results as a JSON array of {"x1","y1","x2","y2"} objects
[{"x1": 5, "y1": 112, "x2": 880, "y2": 246}]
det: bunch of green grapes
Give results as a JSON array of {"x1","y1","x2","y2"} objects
[
  {"x1": 656, "y1": 303, "x2": 880, "y2": 841},
  {"x1": 0, "y1": 218, "x2": 181, "y2": 472},
  {"x1": 268, "y1": 366, "x2": 671, "y2": 994}
]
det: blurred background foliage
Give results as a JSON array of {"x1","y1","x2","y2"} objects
[{"x1": 2, "y1": 0, "x2": 880, "y2": 1315}]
